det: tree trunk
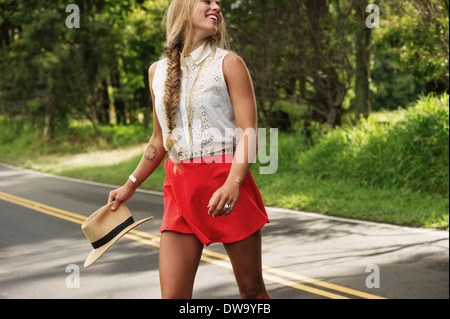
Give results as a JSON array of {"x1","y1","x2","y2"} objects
[
  {"x1": 305, "y1": 0, "x2": 346, "y2": 128},
  {"x1": 112, "y1": 68, "x2": 126, "y2": 125},
  {"x1": 43, "y1": 102, "x2": 54, "y2": 140},
  {"x1": 99, "y1": 79, "x2": 110, "y2": 125},
  {"x1": 354, "y1": 0, "x2": 372, "y2": 118}
]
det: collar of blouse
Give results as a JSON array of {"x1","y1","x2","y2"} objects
[{"x1": 184, "y1": 42, "x2": 213, "y2": 67}]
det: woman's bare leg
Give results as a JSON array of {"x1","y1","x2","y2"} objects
[
  {"x1": 224, "y1": 230, "x2": 271, "y2": 299},
  {"x1": 159, "y1": 231, "x2": 204, "y2": 299}
]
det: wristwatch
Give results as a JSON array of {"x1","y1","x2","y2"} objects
[{"x1": 129, "y1": 174, "x2": 142, "y2": 187}]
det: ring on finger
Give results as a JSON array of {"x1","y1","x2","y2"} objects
[{"x1": 223, "y1": 203, "x2": 231, "y2": 210}]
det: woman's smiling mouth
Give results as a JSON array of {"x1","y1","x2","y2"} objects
[{"x1": 206, "y1": 13, "x2": 218, "y2": 23}]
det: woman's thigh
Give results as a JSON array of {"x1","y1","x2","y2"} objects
[
  {"x1": 223, "y1": 230, "x2": 270, "y2": 299},
  {"x1": 159, "y1": 231, "x2": 204, "y2": 299}
]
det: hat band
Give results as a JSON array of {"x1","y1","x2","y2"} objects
[{"x1": 91, "y1": 216, "x2": 135, "y2": 249}]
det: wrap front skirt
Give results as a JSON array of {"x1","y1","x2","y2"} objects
[{"x1": 159, "y1": 154, "x2": 269, "y2": 246}]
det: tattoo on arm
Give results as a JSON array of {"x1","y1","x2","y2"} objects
[{"x1": 144, "y1": 144, "x2": 157, "y2": 162}]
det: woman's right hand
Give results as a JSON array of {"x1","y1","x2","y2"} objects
[{"x1": 108, "y1": 181, "x2": 137, "y2": 211}]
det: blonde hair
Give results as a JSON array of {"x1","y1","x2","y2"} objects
[{"x1": 162, "y1": 0, "x2": 229, "y2": 168}]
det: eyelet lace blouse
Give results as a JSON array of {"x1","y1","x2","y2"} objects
[{"x1": 152, "y1": 43, "x2": 238, "y2": 161}]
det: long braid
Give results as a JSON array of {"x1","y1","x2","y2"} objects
[{"x1": 163, "y1": 41, "x2": 182, "y2": 161}]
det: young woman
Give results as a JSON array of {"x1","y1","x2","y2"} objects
[{"x1": 108, "y1": 0, "x2": 270, "y2": 299}]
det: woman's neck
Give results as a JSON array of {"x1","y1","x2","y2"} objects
[{"x1": 186, "y1": 33, "x2": 206, "y2": 54}]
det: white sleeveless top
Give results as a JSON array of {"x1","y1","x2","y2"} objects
[{"x1": 152, "y1": 43, "x2": 238, "y2": 161}]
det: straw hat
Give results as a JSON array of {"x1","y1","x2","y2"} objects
[{"x1": 82, "y1": 201, "x2": 152, "y2": 268}]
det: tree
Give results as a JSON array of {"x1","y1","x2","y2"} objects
[
  {"x1": 354, "y1": 0, "x2": 373, "y2": 118},
  {"x1": 221, "y1": 0, "x2": 290, "y2": 129},
  {"x1": 224, "y1": 0, "x2": 354, "y2": 129},
  {"x1": 373, "y1": 0, "x2": 449, "y2": 94},
  {"x1": 121, "y1": 0, "x2": 168, "y2": 128},
  {"x1": 1, "y1": 0, "x2": 447, "y2": 140},
  {"x1": 299, "y1": 0, "x2": 351, "y2": 128}
]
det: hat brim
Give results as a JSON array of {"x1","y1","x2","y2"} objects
[{"x1": 84, "y1": 216, "x2": 152, "y2": 268}]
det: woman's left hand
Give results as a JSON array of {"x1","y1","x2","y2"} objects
[{"x1": 207, "y1": 181, "x2": 239, "y2": 218}]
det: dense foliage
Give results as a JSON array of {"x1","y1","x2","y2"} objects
[
  {"x1": 298, "y1": 94, "x2": 449, "y2": 196},
  {"x1": 1, "y1": 0, "x2": 448, "y2": 136}
]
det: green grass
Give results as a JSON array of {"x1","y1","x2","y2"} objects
[
  {"x1": 296, "y1": 94, "x2": 449, "y2": 196},
  {"x1": 0, "y1": 94, "x2": 448, "y2": 230},
  {"x1": 252, "y1": 169, "x2": 448, "y2": 229},
  {"x1": 0, "y1": 119, "x2": 151, "y2": 159}
]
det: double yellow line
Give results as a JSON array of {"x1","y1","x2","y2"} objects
[{"x1": 0, "y1": 190, "x2": 386, "y2": 299}]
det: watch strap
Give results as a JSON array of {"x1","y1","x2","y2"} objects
[{"x1": 129, "y1": 174, "x2": 142, "y2": 187}]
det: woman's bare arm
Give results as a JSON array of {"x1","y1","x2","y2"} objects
[
  {"x1": 207, "y1": 53, "x2": 258, "y2": 217},
  {"x1": 109, "y1": 62, "x2": 167, "y2": 210}
]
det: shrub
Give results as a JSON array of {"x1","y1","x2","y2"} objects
[{"x1": 297, "y1": 94, "x2": 449, "y2": 196}]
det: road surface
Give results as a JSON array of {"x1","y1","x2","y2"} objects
[{"x1": 0, "y1": 162, "x2": 448, "y2": 300}]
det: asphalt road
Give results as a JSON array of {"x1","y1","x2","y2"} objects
[{"x1": 0, "y1": 162, "x2": 448, "y2": 300}]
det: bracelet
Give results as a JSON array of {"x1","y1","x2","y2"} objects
[{"x1": 129, "y1": 174, "x2": 142, "y2": 187}]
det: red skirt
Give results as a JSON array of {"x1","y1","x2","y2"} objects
[{"x1": 159, "y1": 154, "x2": 269, "y2": 246}]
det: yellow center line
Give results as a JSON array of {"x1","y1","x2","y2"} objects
[{"x1": 0, "y1": 190, "x2": 386, "y2": 299}]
